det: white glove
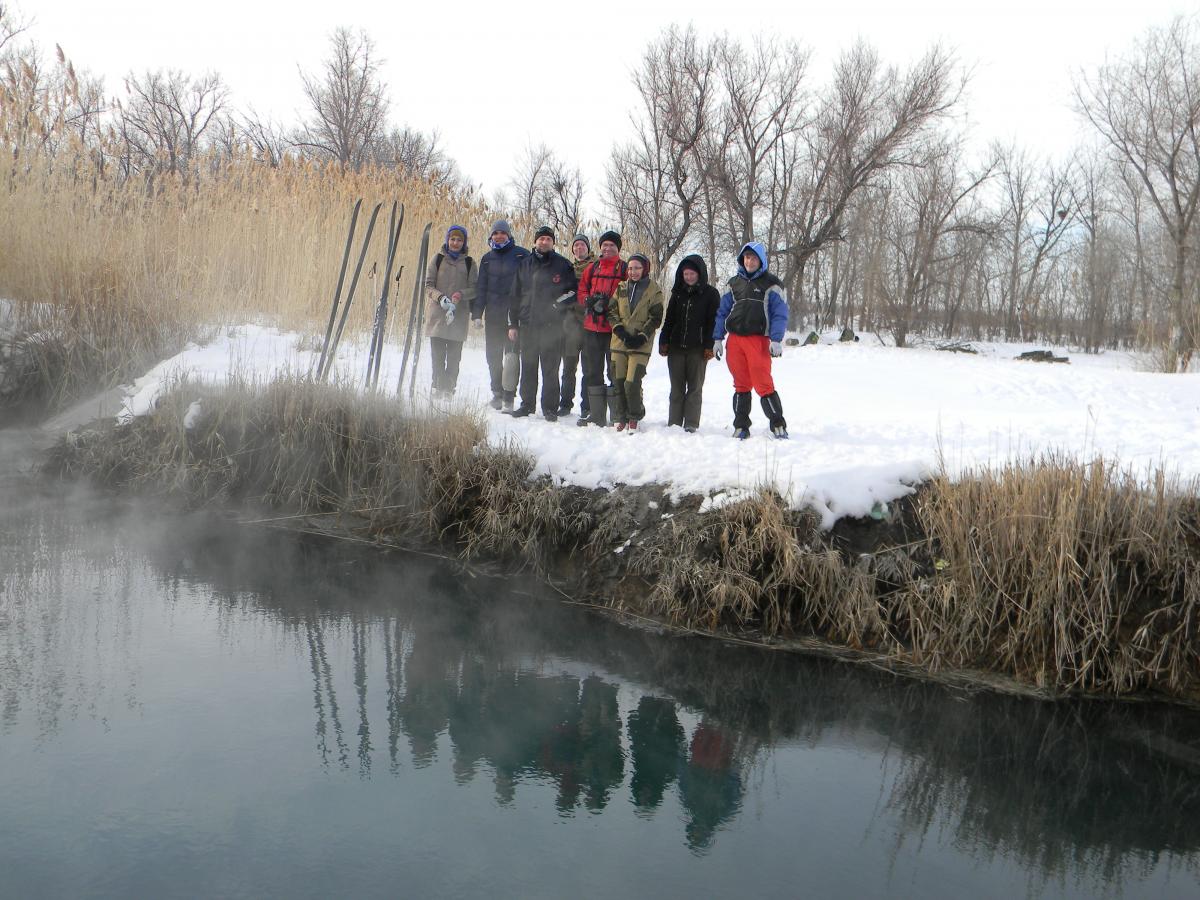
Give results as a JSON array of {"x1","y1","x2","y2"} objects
[
  {"x1": 713, "y1": 340, "x2": 724, "y2": 361},
  {"x1": 769, "y1": 341, "x2": 782, "y2": 357},
  {"x1": 439, "y1": 295, "x2": 455, "y2": 325}
]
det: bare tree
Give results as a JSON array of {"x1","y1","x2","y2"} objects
[
  {"x1": 372, "y1": 126, "x2": 461, "y2": 187},
  {"x1": 992, "y1": 146, "x2": 1075, "y2": 339},
  {"x1": 235, "y1": 108, "x2": 292, "y2": 167},
  {"x1": 783, "y1": 43, "x2": 965, "y2": 321},
  {"x1": 711, "y1": 35, "x2": 808, "y2": 251},
  {"x1": 508, "y1": 143, "x2": 584, "y2": 237},
  {"x1": 1076, "y1": 15, "x2": 1200, "y2": 369},
  {"x1": 295, "y1": 27, "x2": 388, "y2": 170},
  {"x1": 873, "y1": 139, "x2": 994, "y2": 346},
  {"x1": 606, "y1": 25, "x2": 716, "y2": 276},
  {"x1": 116, "y1": 69, "x2": 228, "y2": 177}
]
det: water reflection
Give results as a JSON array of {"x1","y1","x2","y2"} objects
[{"x1": 4, "y1": 486, "x2": 1200, "y2": 896}]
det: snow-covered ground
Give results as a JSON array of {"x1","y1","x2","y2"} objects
[{"x1": 116, "y1": 324, "x2": 1200, "y2": 528}]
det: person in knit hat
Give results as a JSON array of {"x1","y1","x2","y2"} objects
[
  {"x1": 472, "y1": 219, "x2": 529, "y2": 410},
  {"x1": 423, "y1": 224, "x2": 477, "y2": 398},
  {"x1": 507, "y1": 226, "x2": 578, "y2": 420},
  {"x1": 558, "y1": 233, "x2": 594, "y2": 419},
  {"x1": 575, "y1": 230, "x2": 626, "y2": 426},
  {"x1": 607, "y1": 253, "x2": 664, "y2": 432}
]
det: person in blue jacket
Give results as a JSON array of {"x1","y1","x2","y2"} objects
[
  {"x1": 472, "y1": 220, "x2": 529, "y2": 410},
  {"x1": 712, "y1": 241, "x2": 789, "y2": 439}
]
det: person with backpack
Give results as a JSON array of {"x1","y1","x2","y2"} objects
[
  {"x1": 575, "y1": 230, "x2": 626, "y2": 427},
  {"x1": 472, "y1": 220, "x2": 529, "y2": 411},
  {"x1": 423, "y1": 225, "x2": 477, "y2": 399},
  {"x1": 507, "y1": 225, "x2": 578, "y2": 420},
  {"x1": 607, "y1": 253, "x2": 664, "y2": 432},
  {"x1": 558, "y1": 234, "x2": 594, "y2": 419},
  {"x1": 658, "y1": 254, "x2": 720, "y2": 432},
  {"x1": 712, "y1": 242, "x2": 789, "y2": 439}
]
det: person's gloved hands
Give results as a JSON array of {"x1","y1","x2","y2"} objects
[
  {"x1": 769, "y1": 340, "x2": 782, "y2": 358},
  {"x1": 612, "y1": 325, "x2": 630, "y2": 343},
  {"x1": 659, "y1": 343, "x2": 669, "y2": 357},
  {"x1": 623, "y1": 332, "x2": 646, "y2": 350},
  {"x1": 713, "y1": 340, "x2": 724, "y2": 361},
  {"x1": 703, "y1": 348, "x2": 715, "y2": 361}
]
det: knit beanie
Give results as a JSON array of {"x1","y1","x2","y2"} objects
[{"x1": 598, "y1": 230, "x2": 622, "y2": 251}]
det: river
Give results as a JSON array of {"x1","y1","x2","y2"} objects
[{"x1": 2, "y1": 437, "x2": 1199, "y2": 899}]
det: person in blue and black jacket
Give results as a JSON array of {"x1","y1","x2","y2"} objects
[
  {"x1": 472, "y1": 219, "x2": 529, "y2": 411},
  {"x1": 712, "y1": 241, "x2": 789, "y2": 440}
]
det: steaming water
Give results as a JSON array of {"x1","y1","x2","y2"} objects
[{"x1": 3, "y1": 454, "x2": 1200, "y2": 898}]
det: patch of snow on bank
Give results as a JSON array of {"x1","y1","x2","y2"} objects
[{"x1": 113, "y1": 324, "x2": 1200, "y2": 528}]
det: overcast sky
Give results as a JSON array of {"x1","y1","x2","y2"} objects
[{"x1": 22, "y1": 1, "x2": 1194, "y2": 215}]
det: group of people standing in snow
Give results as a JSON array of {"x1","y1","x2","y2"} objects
[{"x1": 424, "y1": 221, "x2": 790, "y2": 439}]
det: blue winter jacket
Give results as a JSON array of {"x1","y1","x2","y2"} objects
[
  {"x1": 472, "y1": 240, "x2": 530, "y2": 318},
  {"x1": 713, "y1": 242, "x2": 788, "y2": 343}
]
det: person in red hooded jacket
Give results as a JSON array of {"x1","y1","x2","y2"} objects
[{"x1": 575, "y1": 230, "x2": 626, "y2": 427}]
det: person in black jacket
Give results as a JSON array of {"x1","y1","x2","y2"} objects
[
  {"x1": 472, "y1": 219, "x2": 529, "y2": 410},
  {"x1": 658, "y1": 255, "x2": 720, "y2": 432},
  {"x1": 508, "y1": 225, "x2": 579, "y2": 420}
]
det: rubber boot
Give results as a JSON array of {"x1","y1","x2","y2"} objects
[
  {"x1": 608, "y1": 385, "x2": 627, "y2": 430},
  {"x1": 585, "y1": 385, "x2": 608, "y2": 427}
]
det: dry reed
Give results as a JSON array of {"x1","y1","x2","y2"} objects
[{"x1": 44, "y1": 378, "x2": 1200, "y2": 701}]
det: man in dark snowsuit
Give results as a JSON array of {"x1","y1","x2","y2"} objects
[
  {"x1": 508, "y1": 225, "x2": 579, "y2": 420},
  {"x1": 713, "y1": 241, "x2": 789, "y2": 439},
  {"x1": 472, "y1": 219, "x2": 529, "y2": 410}
]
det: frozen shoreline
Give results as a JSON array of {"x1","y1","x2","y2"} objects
[{"x1": 113, "y1": 323, "x2": 1200, "y2": 528}]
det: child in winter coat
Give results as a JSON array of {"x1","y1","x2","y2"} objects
[
  {"x1": 712, "y1": 242, "x2": 789, "y2": 439},
  {"x1": 423, "y1": 225, "x2": 477, "y2": 398},
  {"x1": 659, "y1": 254, "x2": 720, "y2": 432},
  {"x1": 608, "y1": 254, "x2": 664, "y2": 432}
]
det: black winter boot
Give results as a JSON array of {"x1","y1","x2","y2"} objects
[
  {"x1": 584, "y1": 385, "x2": 608, "y2": 427},
  {"x1": 732, "y1": 391, "x2": 752, "y2": 430},
  {"x1": 761, "y1": 391, "x2": 788, "y2": 439}
]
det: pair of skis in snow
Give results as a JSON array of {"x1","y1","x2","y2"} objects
[{"x1": 314, "y1": 199, "x2": 433, "y2": 396}]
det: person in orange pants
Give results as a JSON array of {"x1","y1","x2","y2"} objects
[{"x1": 712, "y1": 241, "x2": 789, "y2": 439}]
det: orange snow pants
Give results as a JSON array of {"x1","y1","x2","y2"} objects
[{"x1": 725, "y1": 333, "x2": 774, "y2": 396}]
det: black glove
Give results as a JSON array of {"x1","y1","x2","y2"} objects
[
  {"x1": 612, "y1": 325, "x2": 630, "y2": 343},
  {"x1": 623, "y1": 332, "x2": 646, "y2": 350}
]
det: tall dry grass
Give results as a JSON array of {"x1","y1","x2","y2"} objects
[{"x1": 0, "y1": 144, "x2": 510, "y2": 413}]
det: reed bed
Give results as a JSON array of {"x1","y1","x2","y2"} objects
[
  {"x1": 0, "y1": 148, "x2": 503, "y2": 415},
  {"x1": 45, "y1": 377, "x2": 1200, "y2": 701}
]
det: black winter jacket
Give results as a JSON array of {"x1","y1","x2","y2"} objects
[
  {"x1": 659, "y1": 255, "x2": 720, "y2": 352},
  {"x1": 510, "y1": 249, "x2": 579, "y2": 330},
  {"x1": 473, "y1": 240, "x2": 530, "y2": 318}
]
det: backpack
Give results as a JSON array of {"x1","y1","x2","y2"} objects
[{"x1": 433, "y1": 253, "x2": 474, "y2": 279}]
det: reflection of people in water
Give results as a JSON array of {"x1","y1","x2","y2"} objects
[
  {"x1": 679, "y1": 718, "x2": 744, "y2": 852},
  {"x1": 627, "y1": 696, "x2": 685, "y2": 812},
  {"x1": 535, "y1": 675, "x2": 625, "y2": 813}
]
